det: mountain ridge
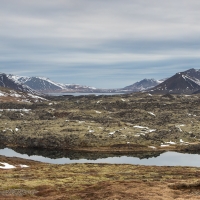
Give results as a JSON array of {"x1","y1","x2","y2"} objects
[{"x1": 2, "y1": 68, "x2": 200, "y2": 94}]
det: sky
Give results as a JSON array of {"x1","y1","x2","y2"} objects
[{"x1": 1, "y1": 0, "x2": 200, "y2": 88}]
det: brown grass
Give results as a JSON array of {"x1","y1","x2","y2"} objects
[{"x1": 0, "y1": 156, "x2": 200, "y2": 199}]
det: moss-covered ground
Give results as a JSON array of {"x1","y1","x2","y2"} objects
[{"x1": 0, "y1": 156, "x2": 200, "y2": 199}]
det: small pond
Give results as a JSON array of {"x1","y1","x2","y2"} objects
[{"x1": 0, "y1": 147, "x2": 200, "y2": 167}]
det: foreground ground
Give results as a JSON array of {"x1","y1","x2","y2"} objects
[{"x1": 0, "y1": 156, "x2": 200, "y2": 200}]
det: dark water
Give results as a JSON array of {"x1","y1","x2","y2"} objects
[{"x1": 0, "y1": 147, "x2": 200, "y2": 167}]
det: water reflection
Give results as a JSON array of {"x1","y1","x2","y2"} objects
[
  {"x1": 10, "y1": 147, "x2": 163, "y2": 160},
  {"x1": 0, "y1": 147, "x2": 200, "y2": 166}
]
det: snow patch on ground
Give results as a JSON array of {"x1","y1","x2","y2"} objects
[
  {"x1": 148, "y1": 112, "x2": 156, "y2": 116},
  {"x1": 95, "y1": 110, "x2": 102, "y2": 114},
  {"x1": 0, "y1": 162, "x2": 16, "y2": 169},
  {"x1": 133, "y1": 125, "x2": 156, "y2": 135},
  {"x1": 160, "y1": 144, "x2": 170, "y2": 147},
  {"x1": 0, "y1": 92, "x2": 7, "y2": 97},
  {"x1": 148, "y1": 146, "x2": 156, "y2": 149},
  {"x1": 134, "y1": 126, "x2": 148, "y2": 129},
  {"x1": 19, "y1": 164, "x2": 29, "y2": 168},
  {"x1": 0, "y1": 162, "x2": 29, "y2": 169},
  {"x1": 0, "y1": 109, "x2": 31, "y2": 112},
  {"x1": 165, "y1": 141, "x2": 176, "y2": 145}
]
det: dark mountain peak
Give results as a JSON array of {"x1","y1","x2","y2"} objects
[{"x1": 151, "y1": 69, "x2": 200, "y2": 94}]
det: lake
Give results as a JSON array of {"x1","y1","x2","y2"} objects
[
  {"x1": 0, "y1": 147, "x2": 200, "y2": 167},
  {"x1": 46, "y1": 92, "x2": 124, "y2": 96}
]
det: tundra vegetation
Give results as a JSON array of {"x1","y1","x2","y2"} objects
[
  {"x1": 1, "y1": 92, "x2": 200, "y2": 199},
  {"x1": 1, "y1": 155, "x2": 200, "y2": 199},
  {"x1": 0, "y1": 92, "x2": 200, "y2": 152}
]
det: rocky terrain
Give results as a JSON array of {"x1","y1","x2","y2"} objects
[{"x1": 0, "y1": 92, "x2": 200, "y2": 152}]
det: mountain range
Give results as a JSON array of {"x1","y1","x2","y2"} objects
[
  {"x1": 1, "y1": 68, "x2": 200, "y2": 95},
  {"x1": 0, "y1": 73, "x2": 164, "y2": 94}
]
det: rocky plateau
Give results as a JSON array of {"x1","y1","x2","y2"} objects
[{"x1": 0, "y1": 91, "x2": 200, "y2": 153}]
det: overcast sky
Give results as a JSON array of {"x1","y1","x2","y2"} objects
[{"x1": 1, "y1": 0, "x2": 200, "y2": 88}]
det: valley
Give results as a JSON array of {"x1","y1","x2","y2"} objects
[{"x1": 1, "y1": 68, "x2": 200, "y2": 199}]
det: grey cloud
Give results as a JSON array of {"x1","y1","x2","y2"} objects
[{"x1": 1, "y1": 0, "x2": 200, "y2": 88}]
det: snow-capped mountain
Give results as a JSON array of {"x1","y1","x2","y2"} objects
[
  {"x1": 121, "y1": 79, "x2": 163, "y2": 92},
  {"x1": 0, "y1": 73, "x2": 37, "y2": 94},
  {"x1": 16, "y1": 76, "x2": 65, "y2": 92},
  {"x1": 7, "y1": 74, "x2": 110, "y2": 93},
  {"x1": 3, "y1": 68, "x2": 200, "y2": 95},
  {"x1": 150, "y1": 68, "x2": 200, "y2": 94}
]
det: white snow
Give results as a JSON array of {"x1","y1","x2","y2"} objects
[
  {"x1": 134, "y1": 126, "x2": 148, "y2": 129},
  {"x1": 89, "y1": 130, "x2": 94, "y2": 133},
  {"x1": 95, "y1": 110, "x2": 101, "y2": 114},
  {"x1": 15, "y1": 128, "x2": 19, "y2": 132},
  {"x1": 0, "y1": 92, "x2": 6, "y2": 97},
  {"x1": 165, "y1": 141, "x2": 176, "y2": 145},
  {"x1": 134, "y1": 134, "x2": 141, "y2": 137},
  {"x1": 121, "y1": 99, "x2": 126, "y2": 102},
  {"x1": 180, "y1": 139, "x2": 184, "y2": 143},
  {"x1": 0, "y1": 109, "x2": 31, "y2": 112},
  {"x1": 19, "y1": 164, "x2": 29, "y2": 168},
  {"x1": 78, "y1": 121, "x2": 85, "y2": 124},
  {"x1": 10, "y1": 93, "x2": 22, "y2": 98},
  {"x1": 0, "y1": 162, "x2": 16, "y2": 169},
  {"x1": 160, "y1": 144, "x2": 170, "y2": 147},
  {"x1": 27, "y1": 93, "x2": 46, "y2": 101},
  {"x1": 148, "y1": 112, "x2": 156, "y2": 116},
  {"x1": 148, "y1": 129, "x2": 156, "y2": 133},
  {"x1": 148, "y1": 146, "x2": 156, "y2": 149},
  {"x1": 109, "y1": 131, "x2": 116, "y2": 135}
]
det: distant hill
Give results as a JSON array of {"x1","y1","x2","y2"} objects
[{"x1": 121, "y1": 79, "x2": 163, "y2": 92}]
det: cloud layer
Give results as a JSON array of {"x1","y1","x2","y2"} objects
[{"x1": 1, "y1": 0, "x2": 200, "y2": 88}]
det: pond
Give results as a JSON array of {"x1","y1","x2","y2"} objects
[{"x1": 0, "y1": 147, "x2": 200, "y2": 167}]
